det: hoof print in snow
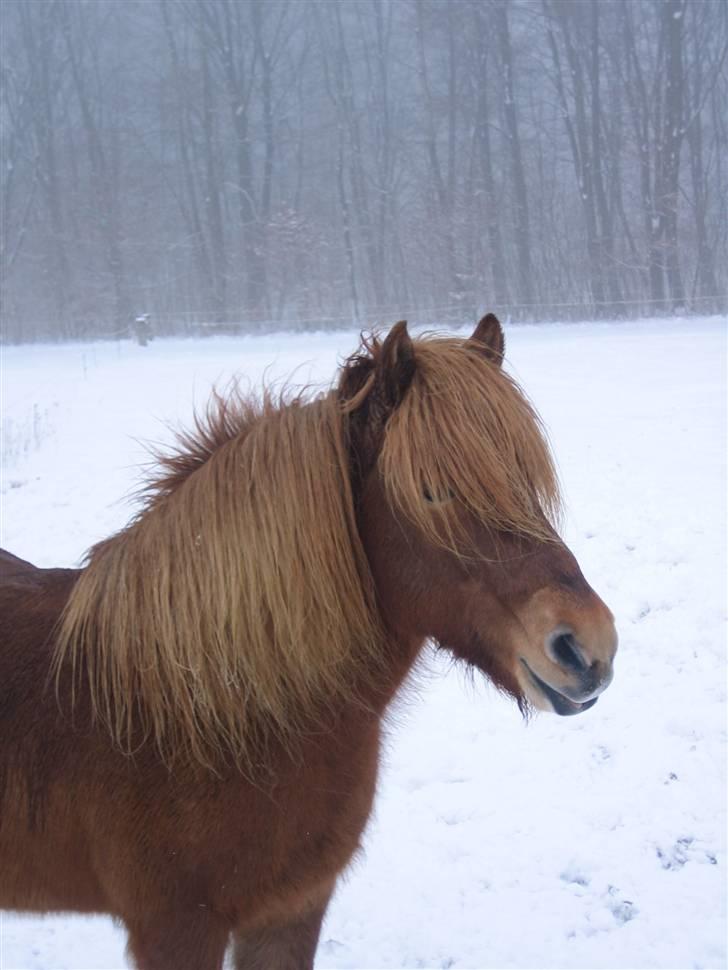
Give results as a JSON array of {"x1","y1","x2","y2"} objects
[
  {"x1": 610, "y1": 898, "x2": 637, "y2": 925},
  {"x1": 664, "y1": 771, "x2": 679, "y2": 784},
  {"x1": 591, "y1": 744, "x2": 611, "y2": 763},
  {"x1": 654, "y1": 835, "x2": 716, "y2": 870},
  {"x1": 560, "y1": 864, "x2": 590, "y2": 887},
  {"x1": 606, "y1": 886, "x2": 638, "y2": 925}
]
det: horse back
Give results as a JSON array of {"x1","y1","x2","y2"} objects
[
  {"x1": 0, "y1": 546, "x2": 81, "y2": 758},
  {"x1": 0, "y1": 547, "x2": 79, "y2": 590},
  {"x1": 0, "y1": 548, "x2": 79, "y2": 680}
]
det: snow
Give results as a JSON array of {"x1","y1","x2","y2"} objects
[{"x1": 1, "y1": 317, "x2": 726, "y2": 970}]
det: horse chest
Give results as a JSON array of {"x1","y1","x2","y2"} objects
[{"x1": 201, "y1": 719, "x2": 382, "y2": 925}]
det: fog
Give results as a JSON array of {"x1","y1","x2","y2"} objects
[{"x1": 1, "y1": 0, "x2": 726, "y2": 342}]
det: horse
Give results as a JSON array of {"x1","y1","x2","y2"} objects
[{"x1": 0, "y1": 314, "x2": 617, "y2": 969}]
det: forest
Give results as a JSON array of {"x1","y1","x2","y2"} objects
[{"x1": 1, "y1": 0, "x2": 726, "y2": 341}]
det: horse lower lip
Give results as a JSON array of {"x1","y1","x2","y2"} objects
[{"x1": 521, "y1": 659, "x2": 598, "y2": 716}]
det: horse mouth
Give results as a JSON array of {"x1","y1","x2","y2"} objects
[{"x1": 520, "y1": 659, "x2": 598, "y2": 716}]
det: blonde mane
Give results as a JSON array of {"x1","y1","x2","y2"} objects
[
  {"x1": 378, "y1": 338, "x2": 561, "y2": 551},
  {"x1": 56, "y1": 388, "x2": 385, "y2": 770},
  {"x1": 55, "y1": 332, "x2": 561, "y2": 769}
]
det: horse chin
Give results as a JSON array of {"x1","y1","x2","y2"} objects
[{"x1": 519, "y1": 659, "x2": 599, "y2": 717}]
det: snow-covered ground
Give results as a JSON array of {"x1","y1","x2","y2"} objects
[{"x1": 1, "y1": 317, "x2": 726, "y2": 970}]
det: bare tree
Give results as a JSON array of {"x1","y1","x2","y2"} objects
[
  {"x1": 494, "y1": 0, "x2": 534, "y2": 313},
  {"x1": 1, "y1": 0, "x2": 725, "y2": 340}
]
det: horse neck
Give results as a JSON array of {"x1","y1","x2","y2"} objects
[{"x1": 355, "y1": 631, "x2": 426, "y2": 717}]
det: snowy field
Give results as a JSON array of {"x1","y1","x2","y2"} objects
[{"x1": 1, "y1": 316, "x2": 726, "y2": 970}]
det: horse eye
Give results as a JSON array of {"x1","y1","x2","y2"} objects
[{"x1": 423, "y1": 486, "x2": 454, "y2": 504}]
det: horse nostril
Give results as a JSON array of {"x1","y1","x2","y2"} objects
[{"x1": 549, "y1": 631, "x2": 588, "y2": 674}]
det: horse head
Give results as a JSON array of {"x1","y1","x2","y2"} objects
[{"x1": 341, "y1": 315, "x2": 617, "y2": 716}]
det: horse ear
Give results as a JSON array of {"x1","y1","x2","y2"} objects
[
  {"x1": 338, "y1": 322, "x2": 414, "y2": 412},
  {"x1": 341, "y1": 322, "x2": 416, "y2": 473},
  {"x1": 376, "y1": 320, "x2": 416, "y2": 410},
  {"x1": 469, "y1": 313, "x2": 505, "y2": 366}
]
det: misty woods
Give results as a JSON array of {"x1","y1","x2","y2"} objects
[{"x1": 1, "y1": 0, "x2": 726, "y2": 341}]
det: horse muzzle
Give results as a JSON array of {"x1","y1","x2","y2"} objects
[
  {"x1": 519, "y1": 620, "x2": 617, "y2": 716},
  {"x1": 520, "y1": 656, "x2": 611, "y2": 716}
]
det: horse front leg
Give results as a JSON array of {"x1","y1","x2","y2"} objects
[
  {"x1": 126, "y1": 909, "x2": 230, "y2": 970},
  {"x1": 232, "y1": 893, "x2": 332, "y2": 970}
]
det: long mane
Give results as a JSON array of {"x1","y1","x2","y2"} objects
[
  {"x1": 378, "y1": 338, "x2": 562, "y2": 551},
  {"x1": 55, "y1": 387, "x2": 385, "y2": 770},
  {"x1": 54, "y1": 332, "x2": 561, "y2": 769}
]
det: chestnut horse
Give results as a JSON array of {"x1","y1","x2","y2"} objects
[{"x1": 0, "y1": 315, "x2": 617, "y2": 969}]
